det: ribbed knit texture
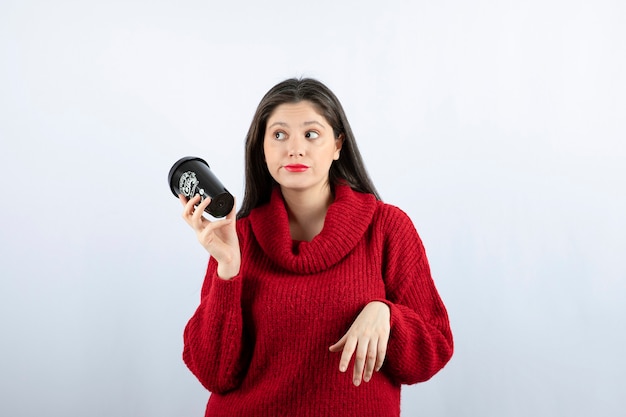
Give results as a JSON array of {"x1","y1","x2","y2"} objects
[{"x1": 183, "y1": 185, "x2": 453, "y2": 417}]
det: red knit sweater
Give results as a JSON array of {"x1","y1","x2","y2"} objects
[{"x1": 183, "y1": 185, "x2": 453, "y2": 417}]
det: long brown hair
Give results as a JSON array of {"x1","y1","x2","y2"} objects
[{"x1": 237, "y1": 78, "x2": 380, "y2": 218}]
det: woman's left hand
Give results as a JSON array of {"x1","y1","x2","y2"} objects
[{"x1": 329, "y1": 301, "x2": 391, "y2": 386}]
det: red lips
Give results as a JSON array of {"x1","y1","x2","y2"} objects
[{"x1": 284, "y1": 164, "x2": 309, "y2": 172}]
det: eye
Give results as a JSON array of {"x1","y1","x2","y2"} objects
[
  {"x1": 274, "y1": 131, "x2": 286, "y2": 140},
  {"x1": 305, "y1": 131, "x2": 319, "y2": 139}
]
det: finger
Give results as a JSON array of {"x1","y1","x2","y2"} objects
[
  {"x1": 352, "y1": 337, "x2": 370, "y2": 386},
  {"x1": 225, "y1": 197, "x2": 237, "y2": 220},
  {"x1": 191, "y1": 196, "x2": 211, "y2": 227},
  {"x1": 197, "y1": 219, "x2": 234, "y2": 254},
  {"x1": 338, "y1": 336, "x2": 357, "y2": 373},
  {"x1": 181, "y1": 195, "x2": 202, "y2": 226},
  {"x1": 199, "y1": 217, "x2": 234, "y2": 238},
  {"x1": 195, "y1": 194, "x2": 212, "y2": 214},
  {"x1": 363, "y1": 336, "x2": 379, "y2": 382},
  {"x1": 183, "y1": 194, "x2": 201, "y2": 216},
  {"x1": 178, "y1": 194, "x2": 189, "y2": 206},
  {"x1": 375, "y1": 332, "x2": 389, "y2": 372},
  {"x1": 329, "y1": 333, "x2": 347, "y2": 352}
]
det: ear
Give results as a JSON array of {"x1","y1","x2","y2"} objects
[{"x1": 334, "y1": 133, "x2": 344, "y2": 160}]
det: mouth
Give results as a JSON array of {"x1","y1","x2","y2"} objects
[{"x1": 283, "y1": 164, "x2": 309, "y2": 172}]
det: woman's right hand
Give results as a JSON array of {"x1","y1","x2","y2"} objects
[{"x1": 179, "y1": 194, "x2": 241, "y2": 280}]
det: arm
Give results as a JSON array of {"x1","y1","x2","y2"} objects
[
  {"x1": 182, "y1": 257, "x2": 250, "y2": 393},
  {"x1": 329, "y1": 205, "x2": 452, "y2": 386},
  {"x1": 378, "y1": 205, "x2": 453, "y2": 384},
  {"x1": 179, "y1": 195, "x2": 249, "y2": 392}
]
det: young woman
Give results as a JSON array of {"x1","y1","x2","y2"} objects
[{"x1": 179, "y1": 78, "x2": 453, "y2": 417}]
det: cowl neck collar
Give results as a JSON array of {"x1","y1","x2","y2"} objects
[{"x1": 249, "y1": 185, "x2": 377, "y2": 274}]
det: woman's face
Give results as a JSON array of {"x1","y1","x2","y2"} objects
[{"x1": 263, "y1": 101, "x2": 342, "y2": 195}]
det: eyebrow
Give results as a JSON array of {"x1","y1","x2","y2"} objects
[{"x1": 267, "y1": 120, "x2": 326, "y2": 129}]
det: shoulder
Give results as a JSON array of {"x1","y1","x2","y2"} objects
[
  {"x1": 371, "y1": 200, "x2": 425, "y2": 249},
  {"x1": 373, "y1": 200, "x2": 417, "y2": 231}
]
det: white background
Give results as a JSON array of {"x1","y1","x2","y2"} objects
[{"x1": 1, "y1": 1, "x2": 624, "y2": 416}]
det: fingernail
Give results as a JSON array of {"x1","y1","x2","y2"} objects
[
  {"x1": 353, "y1": 378, "x2": 361, "y2": 386},
  {"x1": 340, "y1": 365, "x2": 346, "y2": 372}
]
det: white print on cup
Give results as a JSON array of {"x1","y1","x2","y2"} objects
[{"x1": 179, "y1": 171, "x2": 206, "y2": 200}]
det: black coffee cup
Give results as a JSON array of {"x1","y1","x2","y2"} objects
[{"x1": 168, "y1": 156, "x2": 234, "y2": 218}]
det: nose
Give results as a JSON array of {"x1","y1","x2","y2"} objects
[{"x1": 288, "y1": 137, "x2": 305, "y2": 157}]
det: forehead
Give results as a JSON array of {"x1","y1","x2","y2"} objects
[{"x1": 267, "y1": 101, "x2": 328, "y2": 124}]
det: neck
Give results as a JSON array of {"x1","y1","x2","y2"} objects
[{"x1": 281, "y1": 184, "x2": 334, "y2": 242}]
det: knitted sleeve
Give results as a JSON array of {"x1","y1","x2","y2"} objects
[
  {"x1": 182, "y1": 253, "x2": 250, "y2": 393},
  {"x1": 376, "y1": 205, "x2": 453, "y2": 385}
]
